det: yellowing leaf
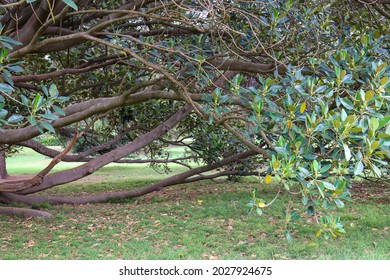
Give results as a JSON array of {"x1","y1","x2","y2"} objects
[
  {"x1": 316, "y1": 230, "x2": 322, "y2": 237},
  {"x1": 365, "y1": 90, "x2": 375, "y2": 101},
  {"x1": 345, "y1": 115, "x2": 356, "y2": 124},
  {"x1": 265, "y1": 174, "x2": 272, "y2": 184},
  {"x1": 300, "y1": 101, "x2": 307, "y2": 113},
  {"x1": 258, "y1": 201, "x2": 266, "y2": 208},
  {"x1": 380, "y1": 76, "x2": 389, "y2": 86},
  {"x1": 371, "y1": 141, "x2": 380, "y2": 150},
  {"x1": 272, "y1": 160, "x2": 281, "y2": 170},
  {"x1": 197, "y1": 200, "x2": 203, "y2": 205},
  {"x1": 287, "y1": 120, "x2": 293, "y2": 129},
  {"x1": 340, "y1": 70, "x2": 347, "y2": 79},
  {"x1": 376, "y1": 62, "x2": 387, "y2": 73},
  {"x1": 373, "y1": 30, "x2": 381, "y2": 39}
]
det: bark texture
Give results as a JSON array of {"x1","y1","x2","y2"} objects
[{"x1": 0, "y1": 149, "x2": 7, "y2": 179}]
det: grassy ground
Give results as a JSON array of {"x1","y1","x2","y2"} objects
[{"x1": 0, "y1": 148, "x2": 389, "y2": 260}]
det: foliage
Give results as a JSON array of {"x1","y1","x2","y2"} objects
[
  {"x1": 36, "y1": 134, "x2": 63, "y2": 147},
  {"x1": 0, "y1": 0, "x2": 389, "y2": 239}
]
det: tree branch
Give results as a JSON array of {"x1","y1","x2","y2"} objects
[{"x1": 0, "y1": 150, "x2": 257, "y2": 204}]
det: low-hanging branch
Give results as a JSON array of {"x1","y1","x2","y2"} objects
[
  {"x1": 18, "y1": 138, "x2": 198, "y2": 167},
  {"x1": 12, "y1": 105, "x2": 193, "y2": 195},
  {"x1": 0, "y1": 150, "x2": 258, "y2": 205},
  {"x1": 0, "y1": 126, "x2": 82, "y2": 193}
]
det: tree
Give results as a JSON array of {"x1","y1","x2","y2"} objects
[{"x1": 0, "y1": 0, "x2": 389, "y2": 238}]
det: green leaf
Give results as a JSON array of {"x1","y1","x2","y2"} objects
[
  {"x1": 33, "y1": 94, "x2": 43, "y2": 109},
  {"x1": 40, "y1": 121, "x2": 56, "y2": 133},
  {"x1": 0, "y1": 109, "x2": 8, "y2": 118},
  {"x1": 7, "y1": 65, "x2": 24, "y2": 73},
  {"x1": 0, "y1": 35, "x2": 23, "y2": 46},
  {"x1": 369, "y1": 117, "x2": 379, "y2": 132},
  {"x1": 312, "y1": 160, "x2": 319, "y2": 172},
  {"x1": 0, "y1": 83, "x2": 13, "y2": 93},
  {"x1": 371, "y1": 164, "x2": 382, "y2": 177},
  {"x1": 49, "y1": 84, "x2": 58, "y2": 97},
  {"x1": 320, "y1": 164, "x2": 332, "y2": 173},
  {"x1": 378, "y1": 116, "x2": 390, "y2": 130},
  {"x1": 334, "y1": 198, "x2": 344, "y2": 208},
  {"x1": 41, "y1": 85, "x2": 48, "y2": 96},
  {"x1": 322, "y1": 181, "x2": 336, "y2": 190},
  {"x1": 256, "y1": 208, "x2": 263, "y2": 216},
  {"x1": 275, "y1": 147, "x2": 287, "y2": 154},
  {"x1": 53, "y1": 105, "x2": 66, "y2": 116},
  {"x1": 343, "y1": 144, "x2": 351, "y2": 161},
  {"x1": 285, "y1": 230, "x2": 293, "y2": 242},
  {"x1": 56, "y1": 96, "x2": 70, "y2": 102},
  {"x1": 26, "y1": 116, "x2": 37, "y2": 126},
  {"x1": 361, "y1": 34, "x2": 369, "y2": 46},
  {"x1": 354, "y1": 161, "x2": 364, "y2": 176},
  {"x1": 40, "y1": 113, "x2": 59, "y2": 121},
  {"x1": 341, "y1": 109, "x2": 347, "y2": 122},
  {"x1": 62, "y1": 0, "x2": 78, "y2": 10},
  {"x1": 303, "y1": 153, "x2": 317, "y2": 160},
  {"x1": 302, "y1": 196, "x2": 308, "y2": 205},
  {"x1": 20, "y1": 95, "x2": 29, "y2": 107},
  {"x1": 8, "y1": 114, "x2": 24, "y2": 123},
  {"x1": 315, "y1": 85, "x2": 327, "y2": 93}
]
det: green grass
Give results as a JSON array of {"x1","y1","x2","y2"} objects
[{"x1": 1, "y1": 148, "x2": 389, "y2": 260}]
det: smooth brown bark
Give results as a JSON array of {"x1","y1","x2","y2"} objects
[
  {"x1": 0, "y1": 150, "x2": 258, "y2": 205},
  {"x1": 0, "y1": 90, "x2": 196, "y2": 145},
  {"x1": 14, "y1": 105, "x2": 192, "y2": 194},
  {"x1": 18, "y1": 139, "x2": 198, "y2": 165},
  {"x1": 0, "y1": 148, "x2": 7, "y2": 179}
]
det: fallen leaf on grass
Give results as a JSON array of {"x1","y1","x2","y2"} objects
[{"x1": 25, "y1": 240, "x2": 35, "y2": 248}]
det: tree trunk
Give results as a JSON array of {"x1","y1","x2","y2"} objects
[{"x1": 0, "y1": 148, "x2": 8, "y2": 179}]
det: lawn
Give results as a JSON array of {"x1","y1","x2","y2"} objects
[{"x1": 0, "y1": 148, "x2": 389, "y2": 260}]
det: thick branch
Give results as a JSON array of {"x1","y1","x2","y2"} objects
[
  {"x1": 0, "y1": 130, "x2": 80, "y2": 192},
  {"x1": 16, "y1": 104, "x2": 192, "y2": 194},
  {"x1": 0, "y1": 150, "x2": 257, "y2": 204},
  {"x1": 0, "y1": 90, "x2": 202, "y2": 145}
]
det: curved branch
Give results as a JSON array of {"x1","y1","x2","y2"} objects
[
  {"x1": 17, "y1": 104, "x2": 192, "y2": 194},
  {"x1": 0, "y1": 150, "x2": 258, "y2": 205}
]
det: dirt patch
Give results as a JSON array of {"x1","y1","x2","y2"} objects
[{"x1": 350, "y1": 182, "x2": 390, "y2": 203}]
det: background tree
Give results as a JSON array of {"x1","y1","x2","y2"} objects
[{"x1": 0, "y1": 0, "x2": 388, "y2": 238}]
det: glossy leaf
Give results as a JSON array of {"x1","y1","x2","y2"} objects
[{"x1": 62, "y1": 0, "x2": 78, "y2": 10}]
